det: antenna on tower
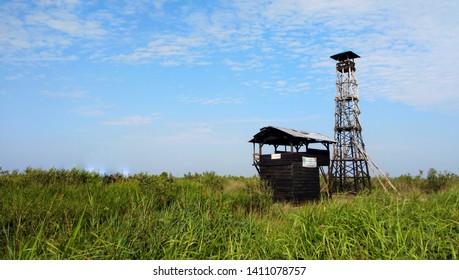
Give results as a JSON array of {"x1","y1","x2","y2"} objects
[{"x1": 329, "y1": 51, "x2": 398, "y2": 194}]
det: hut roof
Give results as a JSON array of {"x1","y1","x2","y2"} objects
[{"x1": 249, "y1": 126, "x2": 335, "y2": 146}]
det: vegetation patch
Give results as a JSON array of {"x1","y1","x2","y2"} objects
[{"x1": 0, "y1": 167, "x2": 458, "y2": 259}]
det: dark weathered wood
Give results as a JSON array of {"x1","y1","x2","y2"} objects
[
  {"x1": 250, "y1": 126, "x2": 335, "y2": 202},
  {"x1": 259, "y1": 152, "x2": 322, "y2": 202}
]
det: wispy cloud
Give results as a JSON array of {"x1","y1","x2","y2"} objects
[
  {"x1": 177, "y1": 95, "x2": 246, "y2": 106},
  {"x1": 41, "y1": 90, "x2": 86, "y2": 99},
  {"x1": 223, "y1": 57, "x2": 264, "y2": 71},
  {"x1": 0, "y1": 0, "x2": 109, "y2": 62},
  {"x1": 72, "y1": 106, "x2": 105, "y2": 117},
  {"x1": 1, "y1": 0, "x2": 458, "y2": 112},
  {"x1": 102, "y1": 115, "x2": 153, "y2": 126},
  {"x1": 244, "y1": 79, "x2": 310, "y2": 96},
  {"x1": 25, "y1": 11, "x2": 106, "y2": 38},
  {"x1": 4, "y1": 74, "x2": 23, "y2": 80},
  {"x1": 121, "y1": 0, "x2": 165, "y2": 15},
  {"x1": 112, "y1": 34, "x2": 206, "y2": 65},
  {"x1": 231, "y1": 0, "x2": 459, "y2": 113},
  {"x1": 66, "y1": 95, "x2": 114, "y2": 117},
  {"x1": 169, "y1": 123, "x2": 215, "y2": 142}
]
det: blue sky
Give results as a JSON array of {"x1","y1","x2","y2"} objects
[{"x1": 1, "y1": 0, "x2": 458, "y2": 177}]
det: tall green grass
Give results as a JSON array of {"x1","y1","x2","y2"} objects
[{"x1": 0, "y1": 167, "x2": 458, "y2": 259}]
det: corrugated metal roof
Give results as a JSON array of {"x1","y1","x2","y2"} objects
[
  {"x1": 249, "y1": 126, "x2": 335, "y2": 145},
  {"x1": 273, "y1": 126, "x2": 335, "y2": 143}
]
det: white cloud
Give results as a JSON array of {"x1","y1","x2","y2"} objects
[
  {"x1": 65, "y1": 94, "x2": 114, "y2": 118},
  {"x1": 343, "y1": 1, "x2": 459, "y2": 112},
  {"x1": 170, "y1": 123, "x2": 214, "y2": 140},
  {"x1": 25, "y1": 11, "x2": 106, "y2": 38},
  {"x1": 1, "y1": 0, "x2": 458, "y2": 112},
  {"x1": 102, "y1": 115, "x2": 152, "y2": 126},
  {"x1": 121, "y1": 0, "x2": 164, "y2": 15},
  {"x1": 41, "y1": 90, "x2": 86, "y2": 98},
  {"x1": 72, "y1": 106, "x2": 104, "y2": 117},
  {"x1": 223, "y1": 57, "x2": 264, "y2": 71},
  {"x1": 4, "y1": 53, "x2": 79, "y2": 62},
  {"x1": 113, "y1": 34, "x2": 206, "y2": 65},
  {"x1": 4, "y1": 74, "x2": 23, "y2": 80},
  {"x1": 230, "y1": 0, "x2": 459, "y2": 113},
  {"x1": 246, "y1": 78, "x2": 310, "y2": 95},
  {"x1": 177, "y1": 95, "x2": 246, "y2": 106},
  {"x1": 148, "y1": 123, "x2": 227, "y2": 146},
  {"x1": 0, "y1": 0, "x2": 108, "y2": 62}
]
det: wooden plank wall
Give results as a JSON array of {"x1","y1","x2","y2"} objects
[{"x1": 259, "y1": 152, "x2": 323, "y2": 202}]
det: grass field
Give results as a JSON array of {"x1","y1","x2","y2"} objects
[{"x1": 0, "y1": 167, "x2": 458, "y2": 260}]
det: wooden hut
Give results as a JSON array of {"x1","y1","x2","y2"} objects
[{"x1": 249, "y1": 126, "x2": 335, "y2": 202}]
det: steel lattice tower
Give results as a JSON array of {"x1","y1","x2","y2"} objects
[{"x1": 329, "y1": 51, "x2": 371, "y2": 193}]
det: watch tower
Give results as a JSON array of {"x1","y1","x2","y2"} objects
[{"x1": 329, "y1": 51, "x2": 371, "y2": 192}]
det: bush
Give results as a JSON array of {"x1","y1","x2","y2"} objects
[
  {"x1": 392, "y1": 169, "x2": 459, "y2": 193},
  {"x1": 423, "y1": 168, "x2": 458, "y2": 193}
]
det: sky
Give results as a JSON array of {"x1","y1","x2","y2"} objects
[{"x1": 1, "y1": 0, "x2": 458, "y2": 177}]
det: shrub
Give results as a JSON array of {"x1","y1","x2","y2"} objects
[{"x1": 423, "y1": 168, "x2": 458, "y2": 193}]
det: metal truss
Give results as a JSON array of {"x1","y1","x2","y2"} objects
[{"x1": 329, "y1": 52, "x2": 371, "y2": 193}]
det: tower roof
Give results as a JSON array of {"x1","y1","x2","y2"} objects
[{"x1": 330, "y1": 51, "x2": 360, "y2": 61}]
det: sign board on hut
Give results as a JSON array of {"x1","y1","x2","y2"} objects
[{"x1": 302, "y1": 157, "x2": 317, "y2": 168}]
